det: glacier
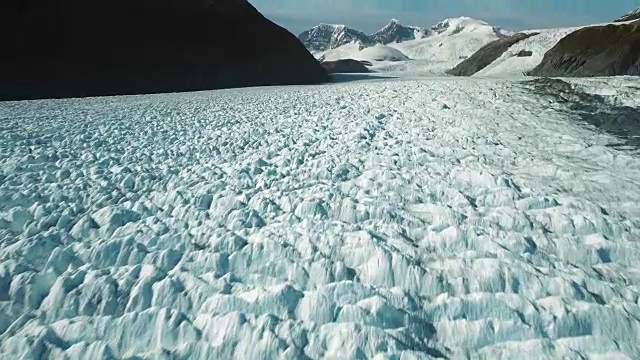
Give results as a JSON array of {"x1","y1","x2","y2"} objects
[{"x1": 1, "y1": 76, "x2": 640, "y2": 359}]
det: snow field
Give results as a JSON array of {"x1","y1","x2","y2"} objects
[
  {"x1": 385, "y1": 17, "x2": 508, "y2": 73},
  {"x1": 318, "y1": 43, "x2": 364, "y2": 62},
  {"x1": 1, "y1": 77, "x2": 640, "y2": 359},
  {"x1": 319, "y1": 44, "x2": 409, "y2": 69},
  {"x1": 355, "y1": 45, "x2": 410, "y2": 62}
]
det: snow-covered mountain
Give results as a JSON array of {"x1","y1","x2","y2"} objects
[
  {"x1": 309, "y1": 15, "x2": 640, "y2": 79},
  {"x1": 391, "y1": 17, "x2": 510, "y2": 62},
  {"x1": 429, "y1": 16, "x2": 503, "y2": 36},
  {"x1": 370, "y1": 19, "x2": 430, "y2": 44},
  {"x1": 615, "y1": 8, "x2": 640, "y2": 22},
  {"x1": 315, "y1": 17, "x2": 511, "y2": 75},
  {"x1": 298, "y1": 24, "x2": 372, "y2": 53},
  {"x1": 299, "y1": 19, "x2": 429, "y2": 53}
]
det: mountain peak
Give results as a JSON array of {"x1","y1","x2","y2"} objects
[
  {"x1": 299, "y1": 16, "x2": 505, "y2": 53},
  {"x1": 371, "y1": 19, "x2": 429, "y2": 44},
  {"x1": 381, "y1": 18, "x2": 404, "y2": 30},
  {"x1": 615, "y1": 8, "x2": 640, "y2": 22},
  {"x1": 315, "y1": 23, "x2": 344, "y2": 29},
  {"x1": 298, "y1": 23, "x2": 372, "y2": 52},
  {"x1": 430, "y1": 16, "x2": 507, "y2": 37}
]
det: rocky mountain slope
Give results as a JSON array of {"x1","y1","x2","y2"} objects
[
  {"x1": 446, "y1": 9, "x2": 640, "y2": 78},
  {"x1": 370, "y1": 19, "x2": 430, "y2": 45},
  {"x1": 0, "y1": 0, "x2": 329, "y2": 101},
  {"x1": 447, "y1": 32, "x2": 539, "y2": 76},
  {"x1": 298, "y1": 24, "x2": 373, "y2": 53},
  {"x1": 472, "y1": 26, "x2": 579, "y2": 77},
  {"x1": 528, "y1": 20, "x2": 640, "y2": 77}
]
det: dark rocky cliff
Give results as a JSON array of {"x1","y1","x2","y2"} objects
[
  {"x1": 0, "y1": 0, "x2": 329, "y2": 101},
  {"x1": 528, "y1": 21, "x2": 640, "y2": 77}
]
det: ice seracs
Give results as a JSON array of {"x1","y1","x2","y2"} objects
[{"x1": 2, "y1": 75, "x2": 640, "y2": 358}]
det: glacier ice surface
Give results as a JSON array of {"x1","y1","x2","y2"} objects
[{"x1": 1, "y1": 77, "x2": 640, "y2": 359}]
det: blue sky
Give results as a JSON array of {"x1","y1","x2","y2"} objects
[{"x1": 249, "y1": 0, "x2": 640, "y2": 34}]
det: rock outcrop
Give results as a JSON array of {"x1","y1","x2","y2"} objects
[
  {"x1": 0, "y1": 0, "x2": 329, "y2": 101},
  {"x1": 528, "y1": 21, "x2": 640, "y2": 77},
  {"x1": 320, "y1": 59, "x2": 371, "y2": 74},
  {"x1": 446, "y1": 32, "x2": 539, "y2": 76},
  {"x1": 516, "y1": 50, "x2": 533, "y2": 57}
]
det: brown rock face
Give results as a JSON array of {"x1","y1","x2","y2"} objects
[
  {"x1": 0, "y1": 0, "x2": 329, "y2": 100},
  {"x1": 446, "y1": 32, "x2": 539, "y2": 76},
  {"x1": 528, "y1": 21, "x2": 640, "y2": 77}
]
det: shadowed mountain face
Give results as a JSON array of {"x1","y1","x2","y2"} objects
[
  {"x1": 446, "y1": 32, "x2": 539, "y2": 76},
  {"x1": 528, "y1": 21, "x2": 640, "y2": 77},
  {"x1": 0, "y1": 0, "x2": 329, "y2": 100},
  {"x1": 320, "y1": 59, "x2": 371, "y2": 74}
]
